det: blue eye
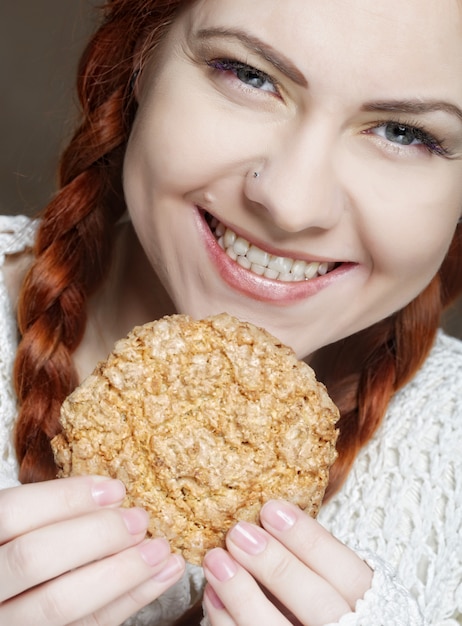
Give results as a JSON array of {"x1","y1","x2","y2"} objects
[
  {"x1": 208, "y1": 59, "x2": 278, "y2": 94},
  {"x1": 385, "y1": 123, "x2": 422, "y2": 145},
  {"x1": 371, "y1": 122, "x2": 448, "y2": 156}
]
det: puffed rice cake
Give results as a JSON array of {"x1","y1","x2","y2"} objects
[{"x1": 52, "y1": 313, "x2": 339, "y2": 564}]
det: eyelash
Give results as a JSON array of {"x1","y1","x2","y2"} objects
[
  {"x1": 206, "y1": 58, "x2": 279, "y2": 95},
  {"x1": 365, "y1": 120, "x2": 450, "y2": 157},
  {"x1": 206, "y1": 58, "x2": 451, "y2": 158}
]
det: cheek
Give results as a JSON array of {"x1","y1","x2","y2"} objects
[
  {"x1": 124, "y1": 109, "x2": 197, "y2": 194},
  {"x1": 371, "y1": 216, "x2": 453, "y2": 277},
  {"x1": 122, "y1": 93, "x2": 201, "y2": 243},
  {"x1": 127, "y1": 66, "x2": 266, "y2": 193},
  {"x1": 355, "y1": 161, "x2": 462, "y2": 285},
  {"x1": 126, "y1": 84, "x2": 255, "y2": 196}
]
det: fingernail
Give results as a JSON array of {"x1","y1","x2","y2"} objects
[
  {"x1": 204, "y1": 548, "x2": 238, "y2": 582},
  {"x1": 121, "y1": 507, "x2": 149, "y2": 535},
  {"x1": 151, "y1": 554, "x2": 184, "y2": 581},
  {"x1": 228, "y1": 521, "x2": 267, "y2": 555},
  {"x1": 205, "y1": 584, "x2": 225, "y2": 610},
  {"x1": 139, "y1": 538, "x2": 170, "y2": 567},
  {"x1": 261, "y1": 500, "x2": 297, "y2": 532},
  {"x1": 91, "y1": 478, "x2": 126, "y2": 506}
]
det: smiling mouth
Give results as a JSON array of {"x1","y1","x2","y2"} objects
[{"x1": 205, "y1": 212, "x2": 338, "y2": 283}]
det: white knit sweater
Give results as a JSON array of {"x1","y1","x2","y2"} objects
[{"x1": 0, "y1": 215, "x2": 461, "y2": 626}]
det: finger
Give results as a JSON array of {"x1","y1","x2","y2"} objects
[
  {"x1": 203, "y1": 548, "x2": 291, "y2": 626},
  {"x1": 0, "y1": 540, "x2": 184, "y2": 626},
  {"x1": 225, "y1": 521, "x2": 350, "y2": 625},
  {"x1": 0, "y1": 476, "x2": 126, "y2": 543},
  {"x1": 260, "y1": 500, "x2": 373, "y2": 607},
  {"x1": 203, "y1": 585, "x2": 237, "y2": 626},
  {"x1": 68, "y1": 554, "x2": 185, "y2": 626},
  {"x1": 0, "y1": 506, "x2": 148, "y2": 601}
]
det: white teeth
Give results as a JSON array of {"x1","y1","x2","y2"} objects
[
  {"x1": 267, "y1": 255, "x2": 293, "y2": 274},
  {"x1": 223, "y1": 228, "x2": 236, "y2": 248},
  {"x1": 305, "y1": 262, "x2": 319, "y2": 279},
  {"x1": 226, "y1": 247, "x2": 238, "y2": 261},
  {"x1": 264, "y1": 268, "x2": 279, "y2": 279},
  {"x1": 247, "y1": 245, "x2": 270, "y2": 266},
  {"x1": 211, "y1": 219, "x2": 336, "y2": 282},
  {"x1": 233, "y1": 237, "x2": 250, "y2": 256},
  {"x1": 251, "y1": 263, "x2": 266, "y2": 276},
  {"x1": 237, "y1": 256, "x2": 251, "y2": 270},
  {"x1": 291, "y1": 260, "x2": 307, "y2": 279}
]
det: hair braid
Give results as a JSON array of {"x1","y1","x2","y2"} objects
[
  {"x1": 324, "y1": 265, "x2": 458, "y2": 499},
  {"x1": 13, "y1": 4, "x2": 156, "y2": 483},
  {"x1": 14, "y1": 168, "x2": 124, "y2": 483}
]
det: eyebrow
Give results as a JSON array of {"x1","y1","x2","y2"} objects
[
  {"x1": 194, "y1": 28, "x2": 462, "y2": 126},
  {"x1": 362, "y1": 100, "x2": 462, "y2": 125},
  {"x1": 195, "y1": 27, "x2": 308, "y2": 88}
]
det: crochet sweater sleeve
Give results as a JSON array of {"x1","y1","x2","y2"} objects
[
  {"x1": 316, "y1": 332, "x2": 462, "y2": 626},
  {"x1": 0, "y1": 215, "x2": 37, "y2": 490}
]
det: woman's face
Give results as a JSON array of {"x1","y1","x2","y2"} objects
[{"x1": 123, "y1": 0, "x2": 462, "y2": 358}]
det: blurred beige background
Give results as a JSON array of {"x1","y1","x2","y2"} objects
[{"x1": 1, "y1": 2, "x2": 461, "y2": 338}]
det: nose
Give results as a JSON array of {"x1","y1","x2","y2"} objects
[{"x1": 247, "y1": 122, "x2": 344, "y2": 233}]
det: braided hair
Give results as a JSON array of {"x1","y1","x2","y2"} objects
[{"x1": 14, "y1": 0, "x2": 185, "y2": 483}]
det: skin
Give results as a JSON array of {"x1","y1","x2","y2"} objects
[
  {"x1": 0, "y1": 477, "x2": 185, "y2": 624},
  {"x1": 124, "y1": 0, "x2": 462, "y2": 360},
  {"x1": 2, "y1": 0, "x2": 462, "y2": 624}
]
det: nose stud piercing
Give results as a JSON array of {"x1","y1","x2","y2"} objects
[{"x1": 253, "y1": 172, "x2": 260, "y2": 178}]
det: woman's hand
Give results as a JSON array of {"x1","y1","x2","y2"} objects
[
  {"x1": 0, "y1": 476, "x2": 185, "y2": 625},
  {"x1": 203, "y1": 500, "x2": 372, "y2": 626}
]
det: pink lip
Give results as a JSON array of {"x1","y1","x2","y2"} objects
[{"x1": 195, "y1": 207, "x2": 357, "y2": 305}]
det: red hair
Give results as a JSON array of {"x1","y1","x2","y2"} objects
[
  {"x1": 14, "y1": 0, "x2": 186, "y2": 483},
  {"x1": 14, "y1": 0, "x2": 462, "y2": 499}
]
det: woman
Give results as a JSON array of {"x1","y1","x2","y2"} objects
[{"x1": 1, "y1": 0, "x2": 461, "y2": 624}]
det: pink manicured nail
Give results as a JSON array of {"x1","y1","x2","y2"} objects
[
  {"x1": 91, "y1": 478, "x2": 126, "y2": 506},
  {"x1": 205, "y1": 585, "x2": 225, "y2": 610},
  {"x1": 228, "y1": 521, "x2": 267, "y2": 555},
  {"x1": 204, "y1": 548, "x2": 238, "y2": 582},
  {"x1": 121, "y1": 507, "x2": 149, "y2": 534},
  {"x1": 139, "y1": 538, "x2": 170, "y2": 567},
  {"x1": 151, "y1": 554, "x2": 184, "y2": 581},
  {"x1": 261, "y1": 500, "x2": 297, "y2": 531}
]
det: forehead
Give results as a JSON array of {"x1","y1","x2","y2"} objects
[{"x1": 184, "y1": 0, "x2": 462, "y2": 98}]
